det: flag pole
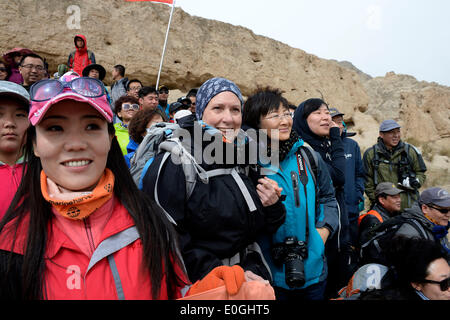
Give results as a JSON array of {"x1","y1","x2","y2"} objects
[{"x1": 156, "y1": 0, "x2": 175, "y2": 89}]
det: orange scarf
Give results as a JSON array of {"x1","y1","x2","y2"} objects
[{"x1": 41, "y1": 169, "x2": 114, "y2": 220}]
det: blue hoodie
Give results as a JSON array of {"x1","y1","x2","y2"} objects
[{"x1": 258, "y1": 139, "x2": 339, "y2": 290}]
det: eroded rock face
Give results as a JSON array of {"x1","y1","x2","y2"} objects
[{"x1": 2, "y1": 0, "x2": 449, "y2": 188}]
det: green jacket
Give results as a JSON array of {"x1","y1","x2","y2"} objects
[
  {"x1": 114, "y1": 122, "x2": 130, "y2": 156},
  {"x1": 363, "y1": 138, "x2": 427, "y2": 210}
]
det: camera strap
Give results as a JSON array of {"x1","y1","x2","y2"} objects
[{"x1": 295, "y1": 151, "x2": 309, "y2": 244}]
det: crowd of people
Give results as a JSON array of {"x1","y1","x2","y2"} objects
[{"x1": 0, "y1": 34, "x2": 448, "y2": 301}]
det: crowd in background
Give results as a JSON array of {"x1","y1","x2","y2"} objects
[{"x1": 0, "y1": 34, "x2": 448, "y2": 301}]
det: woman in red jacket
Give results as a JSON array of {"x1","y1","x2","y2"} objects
[{"x1": 0, "y1": 73, "x2": 188, "y2": 299}]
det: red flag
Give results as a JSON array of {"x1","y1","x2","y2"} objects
[{"x1": 126, "y1": 0, "x2": 174, "y2": 4}]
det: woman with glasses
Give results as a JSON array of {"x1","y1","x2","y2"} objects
[
  {"x1": 0, "y1": 74, "x2": 189, "y2": 299},
  {"x1": 242, "y1": 87, "x2": 338, "y2": 300},
  {"x1": 113, "y1": 95, "x2": 141, "y2": 155},
  {"x1": 359, "y1": 236, "x2": 450, "y2": 300}
]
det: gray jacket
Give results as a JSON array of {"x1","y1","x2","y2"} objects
[
  {"x1": 111, "y1": 77, "x2": 128, "y2": 108},
  {"x1": 396, "y1": 202, "x2": 450, "y2": 256}
]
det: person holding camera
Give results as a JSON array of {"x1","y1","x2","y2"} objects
[
  {"x1": 242, "y1": 88, "x2": 339, "y2": 300},
  {"x1": 363, "y1": 119, "x2": 427, "y2": 211}
]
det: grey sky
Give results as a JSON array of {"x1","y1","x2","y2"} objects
[{"x1": 174, "y1": 0, "x2": 450, "y2": 86}]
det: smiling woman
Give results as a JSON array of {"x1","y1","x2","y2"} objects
[{"x1": 0, "y1": 73, "x2": 189, "y2": 300}]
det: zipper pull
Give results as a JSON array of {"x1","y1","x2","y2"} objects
[{"x1": 291, "y1": 171, "x2": 300, "y2": 208}]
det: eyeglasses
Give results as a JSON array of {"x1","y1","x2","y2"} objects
[
  {"x1": 21, "y1": 64, "x2": 45, "y2": 71},
  {"x1": 0, "y1": 67, "x2": 7, "y2": 72},
  {"x1": 122, "y1": 103, "x2": 140, "y2": 111},
  {"x1": 428, "y1": 205, "x2": 450, "y2": 214},
  {"x1": 263, "y1": 112, "x2": 292, "y2": 121},
  {"x1": 422, "y1": 276, "x2": 450, "y2": 291},
  {"x1": 159, "y1": 89, "x2": 169, "y2": 94},
  {"x1": 30, "y1": 77, "x2": 106, "y2": 102},
  {"x1": 129, "y1": 86, "x2": 142, "y2": 92}
]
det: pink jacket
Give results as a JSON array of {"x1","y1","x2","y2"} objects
[{"x1": 0, "y1": 161, "x2": 24, "y2": 220}]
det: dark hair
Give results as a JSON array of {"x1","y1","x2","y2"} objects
[
  {"x1": 126, "y1": 79, "x2": 143, "y2": 91},
  {"x1": 386, "y1": 236, "x2": 447, "y2": 288},
  {"x1": 114, "y1": 95, "x2": 139, "y2": 115},
  {"x1": 0, "y1": 122, "x2": 186, "y2": 299},
  {"x1": 187, "y1": 88, "x2": 198, "y2": 98},
  {"x1": 19, "y1": 53, "x2": 45, "y2": 67},
  {"x1": 114, "y1": 64, "x2": 125, "y2": 77},
  {"x1": 128, "y1": 109, "x2": 164, "y2": 144},
  {"x1": 242, "y1": 87, "x2": 289, "y2": 129},
  {"x1": 300, "y1": 98, "x2": 328, "y2": 119},
  {"x1": 0, "y1": 59, "x2": 12, "y2": 79},
  {"x1": 138, "y1": 86, "x2": 158, "y2": 99}
]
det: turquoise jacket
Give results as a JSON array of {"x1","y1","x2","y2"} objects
[{"x1": 259, "y1": 139, "x2": 339, "y2": 289}]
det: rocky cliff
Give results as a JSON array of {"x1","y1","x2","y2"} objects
[{"x1": 2, "y1": 0, "x2": 449, "y2": 188}]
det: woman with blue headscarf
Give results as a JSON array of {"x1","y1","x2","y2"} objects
[{"x1": 141, "y1": 77, "x2": 286, "y2": 288}]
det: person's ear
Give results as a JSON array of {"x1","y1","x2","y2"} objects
[
  {"x1": 33, "y1": 138, "x2": 40, "y2": 158},
  {"x1": 411, "y1": 282, "x2": 423, "y2": 292}
]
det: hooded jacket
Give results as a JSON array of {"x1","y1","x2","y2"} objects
[
  {"x1": 341, "y1": 132, "x2": 365, "y2": 218},
  {"x1": 293, "y1": 102, "x2": 349, "y2": 249},
  {"x1": 258, "y1": 138, "x2": 339, "y2": 290},
  {"x1": 0, "y1": 159, "x2": 24, "y2": 220},
  {"x1": 67, "y1": 34, "x2": 96, "y2": 76}
]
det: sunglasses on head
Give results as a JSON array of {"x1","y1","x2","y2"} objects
[
  {"x1": 422, "y1": 276, "x2": 450, "y2": 291},
  {"x1": 429, "y1": 205, "x2": 450, "y2": 214},
  {"x1": 30, "y1": 77, "x2": 106, "y2": 102},
  {"x1": 122, "y1": 103, "x2": 140, "y2": 111}
]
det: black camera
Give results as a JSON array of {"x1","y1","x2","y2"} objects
[{"x1": 271, "y1": 236, "x2": 308, "y2": 288}]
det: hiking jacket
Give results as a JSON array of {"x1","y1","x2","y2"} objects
[
  {"x1": 358, "y1": 203, "x2": 396, "y2": 245},
  {"x1": 67, "y1": 34, "x2": 96, "y2": 76},
  {"x1": 0, "y1": 160, "x2": 24, "y2": 220},
  {"x1": 113, "y1": 122, "x2": 130, "y2": 155},
  {"x1": 142, "y1": 127, "x2": 286, "y2": 283},
  {"x1": 363, "y1": 138, "x2": 427, "y2": 210},
  {"x1": 342, "y1": 133, "x2": 365, "y2": 219},
  {"x1": 258, "y1": 139, "x2": 339, "y2": 290},
  {"x1": 293, "y1": 109, "x2": 349, "y2": 250},
  {"x1": 124, "y1": 138, "x2": 139, "y2": 168},
  {"x1": 0, "y1": 196, "x2": 186, "y2": 300}
]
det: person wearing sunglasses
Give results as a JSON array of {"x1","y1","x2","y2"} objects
[
  {"x1": 0, "y1": 73, "x2": 190, "y2": 299},
  {"x1": 113, "y1": 95, "x2": 141, "y2": 155},
  {"x1": 395, "y1": 187, "x2": 450, "y2": 259},
  {"x1": 359, "y1": 236, "x2": 450, "y2": 300},
  {"x1": 157, "y1": 85, "x2": 170, "y2": 119}
]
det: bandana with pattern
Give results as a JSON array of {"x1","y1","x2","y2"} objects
[{"x1": 40, "y1": 169, "x2": 114, "y2": 220}]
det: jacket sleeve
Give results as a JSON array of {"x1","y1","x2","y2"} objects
[
  {"x1": 362, "y1": 147, "x2": 376, "y2": 204},
  {"x1": 328, "y1": 127, "x2": 346, "y2": 188},
  {"x1": 141, "y1": 155, "x2": 224, "y2": 283},
  {"x1": 354, "y1": 142, "x2": 365, "y2": 202},
  {"x1": 315, "y1": 153, "x2": 339, "y2": 236},
  {"x1": 67, "y1": 52, "x2": 73, "y2": 69},
  {"x1": 408, "y1": 145, "x2": 427, "y2": 187}
]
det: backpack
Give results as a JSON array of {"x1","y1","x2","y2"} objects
[
  {"x1": 359, "y1": 215, "x2": 428, "y2": 266},
  {"x1": 333, "y1": 263, "x2": 396, "y2": 300},
  {"x1": 128, "y1": 122, "x2": 259, "y2": 224}
]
